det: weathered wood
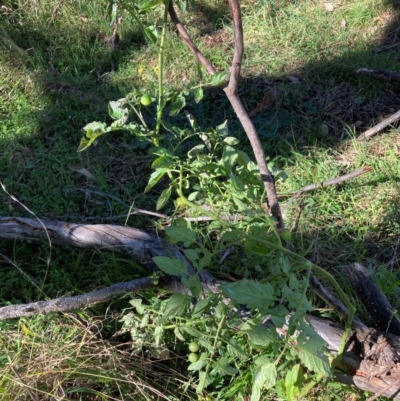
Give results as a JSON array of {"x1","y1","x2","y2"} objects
[
  {"x1": 2, "y1": 217, "x2": 400, "y2": 398},
  {"x1": 346, "y1": 263, "x2": 400, "y2": 335}
]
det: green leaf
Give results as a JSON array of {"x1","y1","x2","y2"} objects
[
  {"x1": 154, "y1": 325, "x2": 164, "y2": 345},
  {"x1": 181, "y1": 325, "x2": 203, "y2": 337},
  {"x1": 162, "y1": 293, "x2": 190, "y2": 320},
  {"x1": 151, "y1": 155, "x2": 175, "y2": 169},
  {"x1": 241, "y1": 323, "x2": 275, "y2": 347},
  {"x1": 187, "y1": 358, "x2": 207, "y2": 371},
  {"x1": 198, "y1": 249, "x2": 211, "y2": 269},
  {"x1": 222, "y1": 279, "x2": 275, "y2": 310},
  {"x1": 183, "y1": 249, "x2": 199, "y2": 262},
  {"x1": 165, "y1": 226, "x2": 196, "y2": 244},
  {"x1": 152, "y1": 256, "x2": 188, "y2": 276},
  {"x1": 284, "y1": 364, "x2": 303, "y2": 400},
  {"x1": 138, "y1": 0, "x2": 164, "y2": 12},
  {"x1": 212, "y1": 357, "x2": 238, "y2": 376},
  {"x1": 144, "y1": 168, "x2": 168, "y2": 192},
  {"x1": 156, "y1": 187, "x2": 172, "y2": 210},
  {"x1": 197, "y1": 371, "x2": 213, "y2": 393},
  {"x1": 221, "y1": 229, "x2": 245, "y2": 242},
  {"x1": 108, "y1": 100, "x2": 128, "y2": 120},
  {"x1": 174, "y1": 326, "x2": 185, "y2": 341},
  {"x1": 181, "y1": 275, "x2": 202, "y2": 297},
  {"x1": 226, "y1": 338, "x2": 248, "y2": 360},
  {"x1": 223, "y1": 136, "x2": 240, "y2": 145},
  {"x1": 143, "y1": 25, "x2": 158, "y2": 44},
  {"x1": 297, "y1": 338, "x2": 330, "y2": 376},
  {"x1": 222, "y1": 145, "x2": 238, "y2": 172},
  {"x1": 251, "y1": 362, "x2": 277, "y2": 401},
  {"x1": 169, "y1": 92, "x2": 186, "y2": 116},
  {"x1": 192, "y1": 299, "x2": 210, "y2": 317},
  {"x1": 129, "y1": 298, "x2": 145, "y2": 314},
  {"x1": 194, "y1": 87, "x2": 204, "y2": 103},
  {"x1": 210, "y1": 72, "x2": 228, "y2": 86},
  {"x1": 82, "y1": 121, "x2": 107, "y2": 137}
]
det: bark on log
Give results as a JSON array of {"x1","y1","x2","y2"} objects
[{"x1": 1, "y1": 217, "x2": 400, "y2": 399}]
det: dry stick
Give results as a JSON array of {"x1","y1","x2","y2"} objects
[
  {"x1": 295, "y1": 166, "x2": 373, "y2": 197},
  {"x1": 358, "y1": 109, "x2": 400, "y2": 141},
  {"x1": 168, "y1": 2, "x2": 285, "y2": 231}
]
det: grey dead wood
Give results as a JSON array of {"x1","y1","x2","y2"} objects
[{"x1": 1, "y1": 217, "x2": 400, "y2": 398}]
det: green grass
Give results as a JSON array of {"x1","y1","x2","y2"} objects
[{"x1": 1, "y1": 0, "x2": 400, "y2": 398}]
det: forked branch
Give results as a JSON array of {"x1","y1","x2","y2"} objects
[{"x1": 168, "y1": 0, "x2": 285, "y2": 230}]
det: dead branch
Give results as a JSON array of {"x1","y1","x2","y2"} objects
[
  {"x1": 295, "y1": 166, "x2": 373, "y2": 197},
  {"x1": 357, "y1": 109, "x2": 400, "y2": 140}
]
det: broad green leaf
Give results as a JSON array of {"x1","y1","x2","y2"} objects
[
  {"x1": 194, "y1": 87, "x2": 204, "y2": 103},
  {"x1": 156, "y1": 187, "x2": 172, "y2": 210},
  {"x1": 221, "y1": 229, "x2": 245, "y2": 242},
  {"x1": 169, "y1": 92, "x2": 186, "y2": 116},
  {"x1": 241, "y1": 323, "x2": 275, "y2": 347},
  {"x1": 210, "y1": 72, "x2": 228, "y2": 87},
  {"x1": 183, "y1": 249, "x2": 199, "y2": 262},
  {"x1": 152, "y1": 256, "x2": 188, "y2": 276},
  {"x1": 223, "y1": 136, "x2": 240, "y2": 145},
  {"x1": 162, "y1": 293, "x2": 191, "y2": 320},
  {"x1": 187, "y1": 358, "x2": 206, "y2": 371},
  {"x1": 188, "y1": 144, "x2": 206, "y2": 158},
  {"x1": 144, "y1": 168, "x2": 168, "y2": 193},
  {"x1": 165, "y1": 226, "x2": 196, "y2": 244},
  {"x1": 108, "y1": 100, "x2": 128, "y2": 119},
  {"x1": 181, "y1": 275, "x2": 202, "y2": 297},
  {"x1": 82, "y1": 121, "x2": 106, "y2": 137},
  {"x1": 181, "y1": 325, "x2": 203, "y2": 337},
  {"x1": 129, "y1": 298, "x2": 145, "y2": 314},
  {"x1": 110, "y1": 116, "x2": 128, "y2": 128},
  {"x1": 138, "y1": 0, "x2": 164, "y2": 12},
  {"x1": 226, "y1": 338, "x2": 248, "y2": 360},
  {"x1": 198, "y1": 249, "x2": 211, "y2": 269},
  {"x1": 174, "y1": 326, "x2": 185, "y2": 341},
  {"x1": 284, "y1": 364, "x2": 303, "y2": 400},
  {"x1": 222, "y1": 279, "x2": 275, "y2": 310},
  {"x1": 222, "y1": 145, "x2": 238, "y2": 172},
  {"x1": 143, "y1": 25, "x2": 158, "y2": 44},
  {"x1": 77, "y1": 136, "x2": 96, "y2": 152},
  {"x1": 106, "y1": 0, "x2": 118, "y2": 24},
  {"x1": 297, "y1": 338, "x2": 330, "y2": 376},
  {"x1": 192, "y1": 299, "x2": 210, "y2": 317},
  {"x1": 197, "y1": 371, "x2": 213, "y2": 393},
  {"x1": 151, "y1": 155, "x2": 175, "y2": 169},
  {"x1": 212, "y1": 358, "x2": 238, "y2": 376},
  {"x1": 251, "y1": 362, "x2": 277, "y2": 401}
]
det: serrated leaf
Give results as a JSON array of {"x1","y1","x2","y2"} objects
[
  {"x1": 162, "y1": 293, "x2": 191, "y2": 320},
  {"x1": 110, "y1": 115, "x2": 128, "y2": 128},
  {"x1": 222, "y1": 279, "x2": 275, "y2": 310},
  {"x1": 194, "y1": 87, "x2": 204, "y2": 103},
  {"x1": 144, "y1": 168, "x2": 168, "y2": 193},
  {"x1": 197, "y1": 371, "x2": 213, "y2": 393},
  {"x1": 251, "y1": 362, "x2": 277, "y2": 401},
  {"x1": 192, "y1": 299, "x2": 210, "y2": 317},
  {"x1": 129, "y1": 298, "x2": 145, "y2": 314},
  {"x1": 156, "y1": 187, "x2": 172, "y2": 210},
  {"x1": 210, "y1": 72, "x2": 228, "y2": 86},
  {"x1": 181, "y1": 326, "x2": 202, "y2": 337},
  {"x1": 187, "y1": 358, "x2": 207, "y2": 371},
  {"x1": 241, "y1": 323, "x2": 275, "y2": 347},
  {"x1": 183, "y1": 249, "x2": 199, "y2": 262},
  {"x1": 152, "y1": 256, "x2": 188, "y2": 276},
  {"x1": 169, "y1": 92, "x2": 186, "y2": 116},
  {"x1": 212, "y1": 358, "x2": 238, "y2": 376},
  {"x1": 226, "y1": 338, "x2": 248, "y2": 360},
  {"x1": 297, "y1": 338, "x2": 330, "y2": 376},
  {"x1": 82, "y1": 121, "x2": 107, "y2": 137},
  {"x1": 151, "y1": 155, "x2": 175, "y2": 169},
  {"x1": 174, "y1": 326, "x2": 185, "y2": 341},
  {"x1": 108, "y1": 100, "x2": 128, "y2": 120},
  {"x1": 165, "y1": 226, "x2": 196, "y2": 244}
]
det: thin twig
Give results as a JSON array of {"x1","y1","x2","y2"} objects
[
  {"x1": 295, "y1": 166, "x2": 373, "y2": 197},
  {"x1": 358, "y1": 109, "x2": 400, "y2": 140}
]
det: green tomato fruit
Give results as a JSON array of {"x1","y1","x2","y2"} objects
[
  {"x1": 188, "y1": 352, "x2": 199, "y2": 363},
  {"x1": 140, "y1": 95, "x2": 152, "y2": 106},
  {"x1": 188, "y1": 341, "x2": 200, "y2": 352}
]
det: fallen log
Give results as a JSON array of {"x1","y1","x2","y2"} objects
[{"x1": 1, "y1": 216, "x2": 400, "y2": 399}]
